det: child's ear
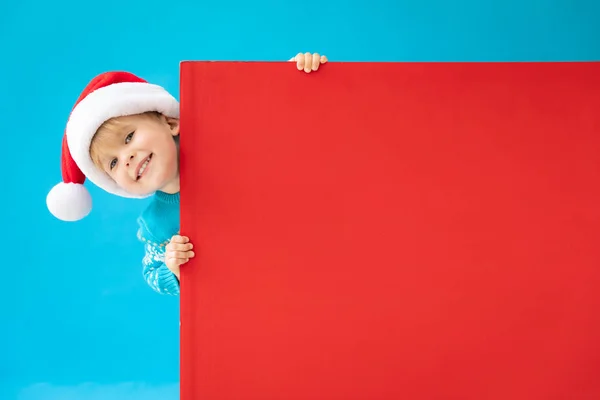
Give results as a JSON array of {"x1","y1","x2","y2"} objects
[{"x1": 164, "y1": 116, "x2": 180, "y2": 136}]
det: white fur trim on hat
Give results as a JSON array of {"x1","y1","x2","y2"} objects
[{"x1": 66, "y1": 82, "x2": 180, "y2": 198}]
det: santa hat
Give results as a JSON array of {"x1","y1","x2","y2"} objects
[{"x1": 46, "y1": 71, "x2": 180, "y2": 221}]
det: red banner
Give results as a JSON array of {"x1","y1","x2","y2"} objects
[{"x1": 180, "y1": 62, "x2": 600, "y2": 400}]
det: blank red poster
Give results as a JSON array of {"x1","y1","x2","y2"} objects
[{"x1": 179, "y1": 62, "x2": 600, "y2": 400}]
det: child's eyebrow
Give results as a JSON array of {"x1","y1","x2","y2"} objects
[{"x1": 115, "y1": 123, "x2": 134, "y2": 137}]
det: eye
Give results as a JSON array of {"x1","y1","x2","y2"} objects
[
  {"x1": 125, "y1": 131, "x2": 134, "y2": 144},
  {"x1": 109, "y1": 158, "x2": 117, "y2": 170}
]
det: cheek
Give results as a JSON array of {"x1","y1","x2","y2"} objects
[
  {"x1": 115, "y1": 168, "x2": 131, "y2": 184},
  {"x1": 159, "y1": 150, "x2": 178, "y2": 177},
  {"x1": 163, "y1": 140, "x2": 179, "y2": 162}
]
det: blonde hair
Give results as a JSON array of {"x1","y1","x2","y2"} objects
[{"x1": 89, "y1": 111, "x2": 162, "y2": 169}]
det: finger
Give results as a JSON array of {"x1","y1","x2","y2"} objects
[
  {"x1": 167, "y1": 250, "x2": 195, "y2": 260},
  {"x1": 295, "y1": 52, "x2": 304, "y2": 70},
  {"x1": 320, "y1": 55, "x2": 328, "y2": 64},
  {"x1": 171, "y1": 235, "x2": 189, "y2": 244},
  {"x1": 168, "y1": 242, "x2": 193, "y2": 252},
  {"x1": 304, "y1": 52, "x2": 312, "y2": 73},
  {"x1": 311, "y1": 53, "x2": 321, "y2": 71}
]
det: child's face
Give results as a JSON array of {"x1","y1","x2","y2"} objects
[{"x1": 92, "y1": 113, "x2": 180, "y2": 195}]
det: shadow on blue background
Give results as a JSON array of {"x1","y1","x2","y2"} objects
[{"x1": 0, "y1": 0, "x2": 598, "y2": 399}]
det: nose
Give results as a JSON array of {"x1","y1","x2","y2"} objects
[{"x1": 125, "y1": 153, "x2": 135, "y2": 167}]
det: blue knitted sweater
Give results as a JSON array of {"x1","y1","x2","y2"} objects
[{"x1": 136, "y1": 190, "x2": 181, "y2": 295}]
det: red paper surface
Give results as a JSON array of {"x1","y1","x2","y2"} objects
[{"x1": 179, "y1": 62, "x2": 600, "y2": 400}]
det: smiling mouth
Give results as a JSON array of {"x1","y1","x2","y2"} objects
[{"x1": 137, "y1": 154, "x2": 152, "y2": 180}]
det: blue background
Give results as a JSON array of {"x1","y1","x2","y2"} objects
[{"x1": 1, "y1": 0, "x2": 598, "y2": 399}]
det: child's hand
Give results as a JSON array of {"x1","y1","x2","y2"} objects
[
  {"x1": 165, "y1": 235, "x2": 195, "y2": 279},
  {"x1": 291, "y1": 52, "x2": 327, "y2": 73}
]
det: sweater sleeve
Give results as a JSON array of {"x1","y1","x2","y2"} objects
[{"x1": 141, "y1": 241, "x2": 180, "y2": 296}]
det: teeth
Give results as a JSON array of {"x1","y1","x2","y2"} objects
[{"x1": 138, "y1": 157, "x2": 150, "y2": 177}]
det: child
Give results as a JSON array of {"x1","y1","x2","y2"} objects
[{"x1": 47, "y1": 52, "x2": 328, "y2": 296}]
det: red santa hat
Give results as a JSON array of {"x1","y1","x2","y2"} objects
[{"x1": 46, "y1": 71, "x2": 180, "y2": 221}]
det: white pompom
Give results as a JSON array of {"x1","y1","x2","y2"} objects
[{"x1": 46, "y1": 182, "x2": 92, "y2": 221}]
